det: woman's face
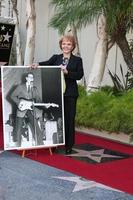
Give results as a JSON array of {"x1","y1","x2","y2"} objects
[{"x1": 61, "y1": 39, "x2": 73, "y2": 55}]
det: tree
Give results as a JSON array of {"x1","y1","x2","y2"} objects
[
  {"x1": 24, "y1": 0, "x2": 36, "y2": 65},
  {"x1": 11, "y1": 0, "x2": 23, "y2": 65},
  {"x1": 49, "y1": 0, "x2": 133, "y2": 90},
  {"x1": 87, "y1": 14, "x2": 108, "y2": 91},
  {"x1": 0, "y1": 0, "x2": 4, "y2": 16}
]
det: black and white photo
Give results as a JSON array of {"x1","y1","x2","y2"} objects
[{"x1": 1, "y1": 66, "x2": 65, "y2": 150}]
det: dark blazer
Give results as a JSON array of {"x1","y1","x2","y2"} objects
[{"x1": 39, "y1": 54, "x2": 84, "y2": 97}]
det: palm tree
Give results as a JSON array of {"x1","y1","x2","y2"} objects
[
  {"x1": 11, "y1": 0, "x2": 23, "y2": 65},
  {"x1": 49, "y1": 0, "x2": 133, "y2": 90},
  {"x1": 0, "y1": 0, "x2": 4, "y2": 16},
  {"x1": 24, "y1": 0, "x2": 36, "y2": 65}
]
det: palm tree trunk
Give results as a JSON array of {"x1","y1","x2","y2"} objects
[
  {"x1": 0, "y1": 0, "x2": 4, "y2": 16},
  {"x1": 87, "y1": 15, "x2": 108, "y2": 92},
  {"x1": 70, "y1": 25, "x2": 81, "y2": 57},
  {"x1": 11, "y1": 0, "x2": 23, "y2": 65},
  {"x1": 116, "y1": 35, "x2": 133, "y2": 72},
  {"x1": 65, "y1": 24, "x2": 86, "y2": 86},
  {"x1": 24, "y1": 0, "x2": 36, "y2": 65}
]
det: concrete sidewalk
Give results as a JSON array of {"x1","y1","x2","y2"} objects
[
  {"x1": 76, "y1": 127, "x2": 133, "y2": 146},
  {"x1": 0, "y1": 151, "x2": 133, "y2": 200}
]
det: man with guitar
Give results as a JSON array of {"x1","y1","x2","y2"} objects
[{"x1": 11, "y1": 72, "x2": 56, "y2": 147}]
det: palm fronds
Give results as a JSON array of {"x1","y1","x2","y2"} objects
[{"x1": 108, "y1": 65, "x2": 133, "y2": 93}]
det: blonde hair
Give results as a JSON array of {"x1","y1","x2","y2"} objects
[{"x1": 59, "y1": 35, "x2": 76, "y2": 51}]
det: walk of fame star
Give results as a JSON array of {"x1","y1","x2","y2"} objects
[
  {"x1": 63, "y1": 143, "x2": 132, "y2": 164},
  {"x1": 66, "y1": 148, "x2": 123, "y2": 163},
  {"x1": 52, "y1": 176, "x2": 122, "y2": 193}
]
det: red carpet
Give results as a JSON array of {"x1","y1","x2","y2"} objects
[
  {"x1": 1, "y1": 126, "x2": 133, "y2": 195},
  {"x1": 0, "y1": 87, "x2": 133, "y2": 195},
  {"x1": 21, "y1": 133, "x2": 133, "y2": 195}
]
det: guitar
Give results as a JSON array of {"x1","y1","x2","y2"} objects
[{"x1": 18, "y1": 99, "x2": 59, "y2": 111}]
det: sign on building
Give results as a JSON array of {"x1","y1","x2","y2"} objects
[{"x1": 0, "y1": 22, "x2": 15, "y2": 66}]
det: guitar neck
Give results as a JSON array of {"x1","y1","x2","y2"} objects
[
  {"x1": 33, "y1": 103, "x2": 50, "y2": 106},
  {"x1": 33, "y1": 102, "x2": 59, "y2": 108}
]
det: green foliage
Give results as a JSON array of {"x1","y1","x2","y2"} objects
[
  {"x1": 100, "y1": 85, "x2": 114, "y2": 95},
  {"x1": 108, "y1": 65, "x2": 133, "y2": 94},
  {"x1": 49, "y1": 0, "x2": 100, "y2": 33},
  {"x1": 78, "y1": 85, "x2": 87, "y2": 97},
  {"x1": 76, "y1": 86, "x2": 133, "y2": 134},
  {"x1": 49, "y1": 0, "x2": 133, "y2": 35}
]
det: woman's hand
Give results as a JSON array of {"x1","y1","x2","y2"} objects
[
  {"x1": 60, "y1": 64, "x2": 68, "y2": 75},
  {"x1": 29, "y1": 63, "x2": 39, "y2": 69}
]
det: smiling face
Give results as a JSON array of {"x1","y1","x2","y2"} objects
[
  {"x1": 59, "y1": 35, "x2": 76, "y2": 57},
  {"x1": 61, "y1": 39, "x2": 74, "y2": 55}
]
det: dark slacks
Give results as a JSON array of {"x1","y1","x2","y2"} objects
[
  {"x1": 13, "y1": 110, "x2": 44, "y2": 146},
  {"x1": 64, "y1": 96, "x2": 77, "y2": 149}
]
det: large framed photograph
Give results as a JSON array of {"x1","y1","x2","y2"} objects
[{"x1": 1, "y1": 66, "x2": 65, "y2": 150}]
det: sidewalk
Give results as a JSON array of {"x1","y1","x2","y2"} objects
[
  {"x1": 0, "y1": 151, "x2": 133, "y2": 200},
  {"x1": 76, "y1": 127, "x2": 133, "y2": 146}
]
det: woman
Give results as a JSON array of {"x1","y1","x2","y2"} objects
[{"x1": 34, "y1": 35, "x2": 84, "y2": 154}]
